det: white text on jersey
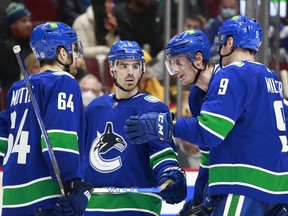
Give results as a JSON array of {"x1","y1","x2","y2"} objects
[
  {"x1": 10, "y1": 87, "x2": 30, "y2": 106},
  {"x1": 265, "y1": 77, "x2": 283, "y2": 98}
]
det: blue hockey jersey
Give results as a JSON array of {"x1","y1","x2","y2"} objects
[
  {"x1": 84, "y1": 93, "x2": 180, "y2": 216},
  {"x1": 2, "y1": 71, "x2": 85, "y2": 215},
  {"x1": 174, "y1": 61, "x2": 288, "y2": 203}
]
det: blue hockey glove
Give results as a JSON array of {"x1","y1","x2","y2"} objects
[
  {"x1": 124, "y1": 112, "x2": 174, "y2": 144},
  {"x1": 158, "y1": 167, "x2": 187, "y2": 204},
  {"x1": 54, "y1": 179, "x2": 93, "y2": 216}
]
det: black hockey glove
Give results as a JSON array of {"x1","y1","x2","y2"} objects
[
  {"x1": 178, "y1": 198, "x2": 195, "y2": 216},
  {"x1": 158, "y1": 167, "x2": 187, "y2": 204},
  {"x1": 178, "y1": 184, "x2": 213, "y2": 216},
  {"x1": 54, "y1": 179, "x2": 93, "y2": 216},
  {"x1": 124, "y1": 112, "x2": 174, "y2": 144}
]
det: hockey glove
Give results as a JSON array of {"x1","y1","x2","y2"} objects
[
  {"x1": 158, "y1": 167, "x2": 187, "y2": 204},
  {"x1": 178, "y1": 184, "x2": 213, "y2": 216},
  {"x1": 124, "y1": 112, "x2": 174, "y2": 144},
  {"x1": 54, "y1": 179, "x2": 93, "y2": 216},
  {"x1": 178, "y1": 198, "x2": 195, "y2": 216}
]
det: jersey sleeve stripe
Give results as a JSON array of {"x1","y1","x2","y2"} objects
[
  {"x1": 209, "y1": 164, "x2": 288, "y2": 193},
  {"x1": 150, "y1": 148, "x2": 179, "y2": 169},
  {"x1": 41, "y1": 131, "x2": 79, "y2": 152},
  {"x1": 198, "y1": 111, "x2": 234, "y2": 139},
  {"x1": 200, "y1": 151, "x2": 210, "y2": 166}
]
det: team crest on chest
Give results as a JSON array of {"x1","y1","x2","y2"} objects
[{"x1": 89, "y1": 122, "x2": 127, "y2": 173}]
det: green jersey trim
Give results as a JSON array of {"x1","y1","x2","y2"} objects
[
  {"x1": 198, "y1": 111, "x2": 234, "y2": 140},
  {"x1": 86, "y1": 192, "x2": 162, "y2": 215},
  {"x1": 0, "y1": 137, "x2": 7, "y2": 156},
  {"x1": 209, "y1": 164, "x2": 288, "y2": 194},
  {"x1": 150, "y1": 147, "x2": 179, "y2": 169},
  {"x1": 41, "y1": 130, "x2": 79, "y2": 153},
  {"x1": 3, "y1": 176, "x2": 61, "y2": 206}
]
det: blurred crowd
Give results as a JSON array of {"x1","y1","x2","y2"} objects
[{"x1": 0, "y1": 0, "x2": 287, "y2": 169}]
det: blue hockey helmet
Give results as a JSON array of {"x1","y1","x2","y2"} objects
[
  {"x1": 217, "y1": 15, "x2": 262, "y2": 53},
  {"x1": 30, "y1": 22, "x2": 83, "y2": 61},
  {"x1": 108, "y1": 40, "x2": 146, "y2": 72},
  {"x1": 165, "y1": 29, "x2": 211, "y2": 63}
]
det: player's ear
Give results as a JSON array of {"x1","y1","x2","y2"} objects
[
  {"x1": 58, "y1": 47, "x2": 68, "y2": 61},
  {"x1": 194, "y1": 52, "x2": 203, "y2": 66},
  {"x1": 227, "y1": 36, "x2": 234, "y2": 48},
  {"x1": 110, "y1": 69, "x2": 115, "y2": 78}
]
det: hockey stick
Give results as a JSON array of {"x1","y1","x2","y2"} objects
[
  {"x1": 13, "y1": 45, "x2": 65, "y2": 196},
  {"x1": 177, "y1": 203, "x2": 206, "y2": 216},
  {"x1": 92, "y1": 179, "x2": 173, "y2": 194}
]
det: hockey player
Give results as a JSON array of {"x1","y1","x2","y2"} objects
[
  {"x1": 1, "y1": 22, "x2": 92, "y2": 215},
  {"x1": 161, "y1": 29, "x2": 221, "y2": 216},
  {"x1": 83, "y1": 40, "x2": 187, "y2": 215},
  {"x1": 125, "y1": 15, "x2": 288, "y2": 215}
]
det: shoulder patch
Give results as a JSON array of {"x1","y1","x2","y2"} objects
[{"x1": 144, "y1": 95, "x2": 161, "y2": 103}]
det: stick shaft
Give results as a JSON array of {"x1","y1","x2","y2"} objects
[
  {"x1": 92, "y1": 179, "x2": 173, "y2": 194},
  {"x1": 13, "y1": 45, "x2": 65, "y2": 196},
  {"x1": 92, "y1": 187, "x2": 161, "y2": 194}
]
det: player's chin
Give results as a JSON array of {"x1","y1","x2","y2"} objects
[{"x1": 125, "y1": 82, "x2": 137, "y2": 90}]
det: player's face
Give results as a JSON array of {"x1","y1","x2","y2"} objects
[
  {"x1": 165, "y1": 54, "x2": 195, "y2": 85},
  {"x1": 114, "y1": 60, "x2": 142, "y2": 91},
  {"x1": 69, "y1": 42, "x2": 83, "y2": 76}
]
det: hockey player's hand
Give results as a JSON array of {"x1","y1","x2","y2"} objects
[
  {"x1": 178, "y1": 198, "x2": 194, "y2": 216},
  {"x1": 54, "y1": 179, "x2": 93, "y2": 216},
  {"x1": 124, "y1": 112, "x2": 174, "y2": 144},
  {"x1": 158, "y1": 167, "x2": 187, "y2": 204},
  {"x1": 178, "y1": 184, "x2": 213, "y2": 216}
]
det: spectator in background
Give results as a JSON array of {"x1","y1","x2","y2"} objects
[
  {"x1": 203, "y1": 0, "x2": 238, "y2": 47},
  {"x1": 19, "y1": 51, "x2": 41, "y2": 82},
  {"x1": 113, "y1": 0, "x2": 162, "y2": 57},
  {"x1": 24, "y1": 52, "x2": 40, "y2": 76},
  {"x1": 176, "y1": 138, "x2": 201, "y2": 169},
  {"x1": 183, "y1": 14, "x2": 205, "y2": 32},
  {"x1": 0, "y1": 0, "x2": 11, "y2": 40},
  {"x1": 138, "y1": 50, "x2": 164, "y2": 101},
  {"x1": 73, "y1": 0, "x2": 118, "y2": 57},
  {"x1": 150, "y1": 13, "x2": 205, "y2": 83},
  {"x1": 0, "y1": 2, "x2": 33, "y2": 110},
  {"x1": 73, "y1": 0, "x2": 119, "y2": 88},
  {"x1": 79, "y1": 74, "x2": 104, "y2": 108},
  {"x1": 58, "y1": 0, "x2": 85, "y2": 26}
]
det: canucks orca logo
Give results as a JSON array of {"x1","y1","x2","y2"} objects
[{"x1": 89, "y1": 122, "x2": 127, "y2": 173}]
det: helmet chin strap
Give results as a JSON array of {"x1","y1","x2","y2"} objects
[
  {"x1": 55, "y1": 53, "x2": 74, "y2": 73},
  {"x1": 113, "y1": 72, "x2": 144, "y2": 92},
  {"x1": 191, "y1": 62, "x2": 207, "y2": 84},
  {"x1": 219, "y1": 45, "x2": 235, "y2": 68}
]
